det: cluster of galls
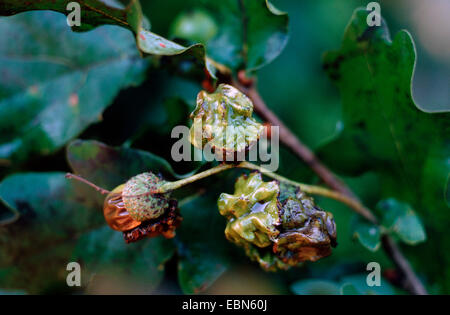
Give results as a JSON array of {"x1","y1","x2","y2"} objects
[
  {"x1": 103, "y1": 172, "x2": 182, "y2": 243},
  {"x1": 97, "y1": 84, "x2": 337, "y2": 270},
  {"x1": 218, "y1": 172, "x2": 337, "y2": 271}
]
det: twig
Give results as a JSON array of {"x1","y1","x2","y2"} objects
[
  {"x1": 156, "y1": 161, "x2": 377, "y2": 224},
  {"x1": 125, "y1": 163, "x2": 235, "y2": 197},
  {"x1": 232, "y1": 80, "x2": 427, "y2": 295},
  {"x1": 157, "y1": 163, "x2": 234, "y2": 193},
  {"x1": 65, "y1": 163, "x2": 365, "y2": 218},
  {"x1": 381, "y1": 235, "x2": 427, "y2": 295},
  {"x1": 238, "y1": 162, "x2": 377, "y2": 223},
  {"x1": 234, "y1": 80, "x2": 356, "y2": 199},
  {"x1": 65, "y1": 173, "x2": 111, "y2": 195}
]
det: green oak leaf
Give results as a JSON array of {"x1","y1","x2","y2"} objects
[
  {"x1": 0, "y1": 0, "x2": 217, "y2": 77},
  {"x1": 318, "y1": 8, "x2": 450, "y2": 291},
  {"x1": 352, "y1": 219, "x2": 381, "y2": 252},
  {"x1": 169, "y1": 0, "x2": 289, "y2": 72},
  {"x1": 176, "y1": 192, "x2": 232, "y2": 294},
  {"x1": 340, "y1": 283, "x2": 360, "y2": 295},
  {"x1": 0, "y1": 0, "x2": 148, "y2": 32},
  {"x1": 0, "y1": 140, "x2": 184, "y2": 292},
  {"x1": 0, "y1": 11, "x2": 148, "y2": 163},
  {"x1": 0, "y1": 172, "x2": 103, "y2": 293},
  {"x1": 66, "y1": 139, "x2": 195, "y2": 190},
  {"x1": 0, "y1": 198, "x2": 20, "y2": 226},
  {"x1": 72, "y1": 226, "x2": 175, "y2": 293},
  {"x1": 339, "y1": 274, "x2": 396, "y2": 295},
  {"x1": 378, "y1": 199, "x2": 426, "y2": 245},
  {"x1": 292, "y1": 275, "x2": 397, "y2": 295}
]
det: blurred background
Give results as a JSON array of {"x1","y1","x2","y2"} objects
[{"x1": 0, "y1": 0, "x2": 449, "y2": 295}]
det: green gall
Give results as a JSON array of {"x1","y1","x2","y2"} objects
[
  {"x1": 241, "y1": 244, "x2": 291, "y2": 271},
  {"x1": 217, "y1": 172, "x2": 337, "y2": 271},
  {"x1": 218, "y1": 172, "x2": 280, "y2": 248},
  {"x1": 122, "y1": 172, "x2": 171, "y2": 222},
  {"x1": 190, "y1": 84, "x2": 263, "y2": 160}
]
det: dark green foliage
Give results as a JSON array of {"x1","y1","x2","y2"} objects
[
  {"x1": 318, "y1": 9, "x2": 449, "y2": 291},
  {"x1": 0, "y1": 1, "x2": 448, "y2": 294}
]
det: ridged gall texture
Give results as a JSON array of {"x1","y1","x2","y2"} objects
[
  {"x1": 103, "y1": 184, "x2": 141, "y2": 232},
  {"x1": 217, "y1": 172, "x2": 337, "y2": 271},
  {"x1": 218, "y1": 172, "x2": 280, "y2": 248},
  {"x1": 122, "y1": 172, "x2": 170, "y2": 222},
  {"x1": 189, "y1": 84, "x2": 263, "y2": 160}
]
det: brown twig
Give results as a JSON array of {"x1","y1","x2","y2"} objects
[
  {"x1": 65, "y1": 173, "x2": 111, "y2": 195},
  {"x1": 232, "y1": 79, "x2": 427, "y2": 295},
  {"x1": 238, "y1": 161, "x2": 378, "y2": 223},
  {"x1": 381, "y1": 235, "x2": 427, "y2": 295},
  {"x1": 234, "y1": 80, "x2": 356, "y2": 199}
]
